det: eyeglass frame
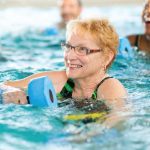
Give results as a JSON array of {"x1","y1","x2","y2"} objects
[{"x1": 61, "y1": 42, "x2": 102, "y2": 56}]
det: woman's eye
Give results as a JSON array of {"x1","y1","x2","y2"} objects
[{"x1": 79, "y1": 47, "x2": 87, "y2": 51}]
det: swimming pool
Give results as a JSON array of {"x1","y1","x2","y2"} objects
[{"x1": 0, "y1": 5, "x2": 150, "y2": 150}]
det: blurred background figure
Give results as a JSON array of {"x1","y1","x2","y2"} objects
[
  {"x1": 127, "y1": 0, "x2": 150, "y2": 54},
  {"x1": 57, "y1": 0, "x2": 82, "y2": 30},
  {"x1": 43, "y1": 0, "x2": 82, "y2": 35}
]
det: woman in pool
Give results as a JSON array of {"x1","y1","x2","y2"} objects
[
  {"x1": 2, "y1": 18, "x2": 126, "y2": 114},
  {"x1": 127, "y1": 0, "x2": 150, "y2": 54}
]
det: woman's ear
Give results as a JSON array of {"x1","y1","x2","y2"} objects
[{"x1": 105, "y1": 50, "x2": 114, "y2": 69}]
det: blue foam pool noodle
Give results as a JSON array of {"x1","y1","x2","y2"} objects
[
  {"x1": 28, "y1": 76, "x2": 58, "y2": 108},
  {"x1": 118, "y1": 37, "x2": 133, "y2": 58},
  {"x1": 43, "y1": 27, "x2": 58, "y2": 36}
]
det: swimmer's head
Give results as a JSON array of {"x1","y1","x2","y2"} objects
[
  {"x1": 142, "y1": 0, "x2": 150, "y2": 22},
  {"x1": 66, "y1": 18, "x2": 119, "y2": 69},
  {"x1": 142, "y1": 0, "x2": 150, "y2": 34},
  {"x1": 58, "y1": 0, "x2": 82, "y2": 23}
]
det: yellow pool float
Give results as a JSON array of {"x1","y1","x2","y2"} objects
[{"x1": 64, "y1": 112, "x2": 107, "y2": 122}]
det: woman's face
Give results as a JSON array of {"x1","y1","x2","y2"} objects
[
  {"x1": 59, "y1": 0, "x2": 81, "y2": 23},
  {"x1": 64, "y1": 32, "x2": 107, "y2": 79}
]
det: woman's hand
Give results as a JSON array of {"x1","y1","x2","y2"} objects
[{"x1": 0, "y1": 84, "x2": 27, "y2": 104}]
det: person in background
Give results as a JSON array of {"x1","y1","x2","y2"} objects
[
  {"x1": 57, "y1": 0, "x2": 82, "y2": 30},
  {"x1": 127, "y1": 0, "x2": 150, "y2": 54},
  {"x1": 44, "y1": 0, "x2": 82, "y2": 35}
]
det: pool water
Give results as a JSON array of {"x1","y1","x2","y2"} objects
[{"x1": 0, "y1": 5, "x2": 150, "y2": 150}]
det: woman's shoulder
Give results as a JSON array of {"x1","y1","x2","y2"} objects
[
  {"x1": 127, "y1": 34, "x2": 143, "y2": 46},
  {"x1": 97, "y1": 77, "x2": 127, "y2": 100}
]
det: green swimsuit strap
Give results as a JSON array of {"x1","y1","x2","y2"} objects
[
  {"x1": 57, "y1": 78, "x2": 74, "y2": 99},
  {"x1": 58, "y1": 77, "x2": 113, "y2": 100},
  {"x1": 92, "y1": 76, "x2": 113, "y2": 100}
]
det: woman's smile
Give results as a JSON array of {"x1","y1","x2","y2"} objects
[{"x1": 67, "y1": 63, "x2": 83, "y2": 69}]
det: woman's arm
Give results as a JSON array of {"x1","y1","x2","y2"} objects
[
  {"x1": 0, "y1": 70, "x2": 67, "y2": 104},
  {"x1": 5, "y1": 70, "x2": 67, "y2": 93},
  {"x1": 97, "y1": 78, "x2": 128, "y2": 127}
]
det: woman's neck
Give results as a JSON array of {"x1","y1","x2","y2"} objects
[{"x1": 72, "y1": 72, "x2": 108, "y2": 99}]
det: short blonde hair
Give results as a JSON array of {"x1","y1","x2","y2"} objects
[{"x1": 66, "y1": 18, "x2": 119, "y2": 68}]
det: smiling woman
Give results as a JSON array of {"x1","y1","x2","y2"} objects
[
  {"x1": 4, "y1": 18, "x2": 126, "y2": 110},
  {"x1": 0, "y1": 3, "x2": 149, "y2": 149},
  {"x1": 1, "y1": 17, "x2": 128, "y2": 143}
]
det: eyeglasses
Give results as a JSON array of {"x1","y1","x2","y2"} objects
[{"x1": 61, "y1": 43, "x2": 102, "y2": 56}]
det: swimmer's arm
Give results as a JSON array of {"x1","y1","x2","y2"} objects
[
  {"x1": 97, "y1": 78, "x2": 128, "y2": 128},
  {"x1": 101, "y1": 98, "x2": 128, "y2": 128},
  {"x1": 4, "y1": 70, "x2": 67, "y2": 92}
]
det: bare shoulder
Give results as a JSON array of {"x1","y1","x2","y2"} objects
[
  {"x1": 97, "y1": 78, "x2": 127, "y2": 100},
  {"x1": 127, "y1": 35, "x2": 137, "y2": 46}
]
